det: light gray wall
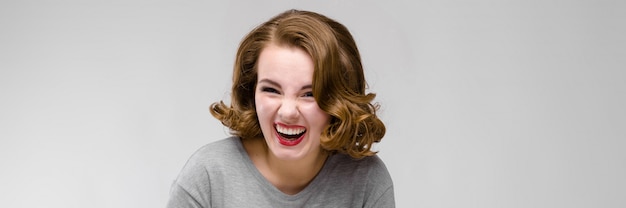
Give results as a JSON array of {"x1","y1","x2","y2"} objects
[{"x1": 1, "y1": 0, "x2": 624, "y2": 207}]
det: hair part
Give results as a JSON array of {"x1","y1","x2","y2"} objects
[{"x1": 210, "y1": 9, "x2": 385, "y2": 159}]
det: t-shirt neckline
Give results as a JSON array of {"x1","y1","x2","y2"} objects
[{"x1": 231, "y1": 136, "x2": 333, "y2": 201}]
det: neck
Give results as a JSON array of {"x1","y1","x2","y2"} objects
[
  {"x1": 243, "y1": 138, "x2": 329, "y2": 195},
  {"x1": 265, "y1": 145, "x2": 328, "y2": 183}
]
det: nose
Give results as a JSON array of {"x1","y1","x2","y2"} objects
[{"x1": 278, "y1": 98, "x2": 299, "y2": 122}]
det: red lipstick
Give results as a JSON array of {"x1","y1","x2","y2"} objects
[{"x1": 274, "y1": 123, "x2": 306, "y2": 146}]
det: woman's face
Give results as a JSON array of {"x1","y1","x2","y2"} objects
[{"x1": 255, "y1": 43, "x2": 330, "y2": 161}]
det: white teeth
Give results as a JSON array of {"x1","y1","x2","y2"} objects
[{"x1": 276, "y1": 125, "x2": 306, "y2": 135}]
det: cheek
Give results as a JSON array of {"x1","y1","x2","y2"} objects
[
  {"x1": 302, "y1": 104, "x2": 331, "y2": 127},
  {"x1": 254, "y1": 95, "x2": 267, "y2": 119},
  {"x1": 255, "y1": 96, "x2": 277, "y2": 119},
  {"x1": 255, "y1": 94, "x2": 269, "y2": 110},
  {"x1": 254, "y1": 95, "x2": 262, "y2": 111},
  {"x1": 255, "y1": 97, "x2": 273, "y2": 136}
]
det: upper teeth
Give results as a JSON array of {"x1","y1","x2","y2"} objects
[{"x1": 276, "y1": 125, "x2": 305, "y2": 135}]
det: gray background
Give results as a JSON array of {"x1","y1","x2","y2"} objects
[{"x1": 1, "y1": 0, "x2": 624, "y2": 207}]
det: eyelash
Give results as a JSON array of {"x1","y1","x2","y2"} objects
[
  {"x1": 261, "y1": 87, "x2": 280, "y2": 94},
  {"x1": 260, "y1": 87, "x2": 314, "y2": 98}
]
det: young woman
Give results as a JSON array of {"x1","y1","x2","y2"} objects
[{"x1": 167, "y1": 9, "x2": 394, "y2": 207}]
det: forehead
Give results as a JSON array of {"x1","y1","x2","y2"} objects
[{"x1": 257, "y1": 43, "x2": 314, "y2": 81}]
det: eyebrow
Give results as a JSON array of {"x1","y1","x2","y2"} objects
[{"x1": 257, "y1": 78, "x2": 312, "y2": 90}]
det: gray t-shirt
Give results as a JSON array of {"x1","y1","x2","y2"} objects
[{"x1": 167, "y1": 136, "x2": 394, "y2": 208}]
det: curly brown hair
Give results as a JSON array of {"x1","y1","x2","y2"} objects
[{"x1": 210, "y1": 9, "x2": 385, "y2": 159}]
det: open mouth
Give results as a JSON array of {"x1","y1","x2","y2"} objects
[
  {"x1": 276, "y1": 124, "x2": 306, "y2": 140},
  {"x1": 275, "y1": 124, "x2": 306, "y2": 146}
]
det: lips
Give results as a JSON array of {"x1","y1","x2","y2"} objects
[{"x1": 274, "y1": 123, "x2": 306, "y2": 146}]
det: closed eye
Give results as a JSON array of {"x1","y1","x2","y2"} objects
[{"x1": 261, "y1": 87, "x2": 280, "y2": 94}]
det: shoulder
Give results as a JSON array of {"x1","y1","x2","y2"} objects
[
  {"x1": 324, "y1": 153, "x2": 393, "y2": 191},
  {"x1": 182, "y1": 136, "x2": 244, "y2": 171},
  {"x1": 188, "y1": 136, "x2": 242, "y2": 162},
  {"x1": 173, "y1": 136, "x2": 244, "y2": 182},
  {"x1": 316, "y1": 154, "x2": 394, "y2": 207},
  {"x1": 167, "y1": 137, "x2": 246, "y2": 207},
  {"x1": 331, "y1": 154, "x2": 392, "y2": 180},
  {"x1": 341, "y1": 154, "x2": 394, "y2": 207}
]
